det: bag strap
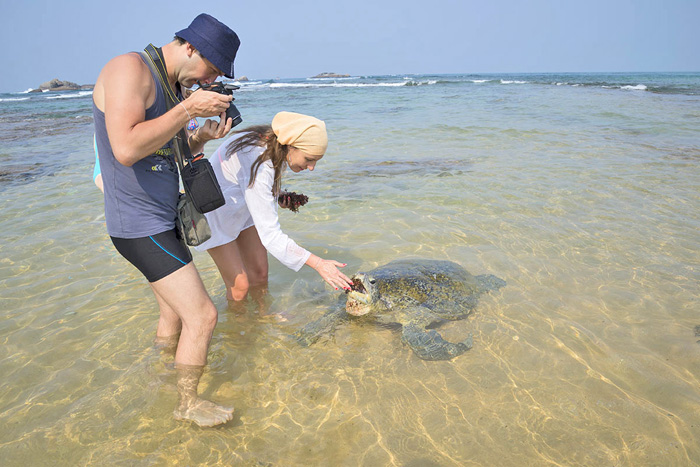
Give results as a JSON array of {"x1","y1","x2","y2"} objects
[{"x1": 140, "y1": 44, "x2": 192, "y2": 173}]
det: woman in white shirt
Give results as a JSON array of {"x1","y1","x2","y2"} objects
[{"x1": 195, "y1": 111, "x2": 353, "y2": 302}]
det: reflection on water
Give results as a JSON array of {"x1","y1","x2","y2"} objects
[{"x1": 1, "y1": 79, "x2": 699, "y2": 465}]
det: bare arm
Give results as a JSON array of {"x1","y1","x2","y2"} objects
[{"x1": 95, "y1": 53, "x2": 232, "y2": 167}]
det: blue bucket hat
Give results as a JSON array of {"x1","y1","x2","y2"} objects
[{"x1": 175, "y1": 14, "x2": 240, "y2": 79}]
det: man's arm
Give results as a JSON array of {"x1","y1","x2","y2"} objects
[{"x1": 96, "y1": 53, "x2": 231, "y2": 167}]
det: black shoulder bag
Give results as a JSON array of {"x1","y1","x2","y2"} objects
[{"x1": 141, "y1": 44, "x2": 226, "y2": 245}]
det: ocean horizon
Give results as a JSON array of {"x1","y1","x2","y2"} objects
[
  {"x1": 6, "y1": 70, "x2": 700, "y2": 95},
  {"x1": 1, "y1": 71, "x2": 699, "y2": 465}
]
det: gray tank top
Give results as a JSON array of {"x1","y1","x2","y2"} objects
[{"x1": 93, "y1": 53, "x2": 180, "y2": 238}]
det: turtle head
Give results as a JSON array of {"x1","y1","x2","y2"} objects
[{"x1": 345, "y1": 273, "x2": 375, "y2": 316}]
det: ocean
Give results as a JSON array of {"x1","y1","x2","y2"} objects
[{"x1": 1, "y1": 72, "x2": 699, "y2": 465}]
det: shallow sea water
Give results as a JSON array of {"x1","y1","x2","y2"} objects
[{"x1": 0, "y1": 74, "x2": 699, "y2": 465}]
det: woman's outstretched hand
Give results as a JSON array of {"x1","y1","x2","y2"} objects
[{"x1": 307, "y1": 255, "x2": 353, "y2": 291}]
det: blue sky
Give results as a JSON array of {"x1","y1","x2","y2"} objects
[{"x1": 0, "y1": 0, "x2": 698, "y2": 92}]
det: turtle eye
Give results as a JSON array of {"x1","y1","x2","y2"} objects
[{"x1": 369, "y1": 279, "x2": 376, "y2": 284}]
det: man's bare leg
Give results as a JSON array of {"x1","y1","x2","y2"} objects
[
  {"x1": 150, "y1": 262, "x2": 234, "y2": 427},
  {"x1": 151, "y1": 285, "x2": 181, "y2": 353}
]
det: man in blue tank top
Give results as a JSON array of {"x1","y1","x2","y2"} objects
[{"x1": 92, "y1": 14, "x2": 239, "y2": 427}]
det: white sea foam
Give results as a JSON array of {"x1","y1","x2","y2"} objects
[
  {"x1": 621, "y1": 84, "x2": 647, "y2": 91},
  {"x1": 269, "y1": 81, "x2": 411, "y2": 89},
  {"x1": 233, "y1": 80, "x2": 263, "y2": 86},
  {"x1": 501, "y1": 80, "x2": 527, "y2": 84},
  {"x1": 234, "y1": 83, "x2": 270, "y2": 92},
  {"x1": 471, "y1": 80, "x2": 489, "y2": 83},
  {"x1": 45, "y1": 91, "x2": 93, "y2": 99},
  {"x1": 0, "y1": 97, "x2": 30, "y2": 102},
  {"x1": 269, "y1": 82, "x2": 319, "y2": 88}
]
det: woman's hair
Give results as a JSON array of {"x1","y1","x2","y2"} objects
[{"x1": 225, "y1": 125, "x2": 289, "y2": 196}]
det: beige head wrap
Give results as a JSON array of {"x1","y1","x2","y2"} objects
[{"x1": 271, "y1": 111, "x2": 328, "y2": 156}]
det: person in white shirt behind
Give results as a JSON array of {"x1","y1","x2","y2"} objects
[{"x1": 195, "y1": 111, "x2": 353, "y2": 304}]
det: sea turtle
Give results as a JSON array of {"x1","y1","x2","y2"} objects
[{"x1": 294, "y1": 259, "x2": 506, "y2": 360}]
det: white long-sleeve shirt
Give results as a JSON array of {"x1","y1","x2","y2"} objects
[{"x1": 194, "y1": 136, "x2": 311, "y2": 271}]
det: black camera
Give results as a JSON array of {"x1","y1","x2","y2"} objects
[{"x1": 197, "y1": 81, "x2": 243, "y2": 128}]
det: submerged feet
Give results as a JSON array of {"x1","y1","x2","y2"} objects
[
  {"x1": 173, "y1": 398, "x2": 234, "y2": 427},
  {"x1": 175, "y1": 363, "x2": 234, "y2": 427}
]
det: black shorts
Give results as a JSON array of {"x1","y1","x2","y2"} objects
[{"x1": 111, "y1": 228, "x2": 192, "y2": 283}]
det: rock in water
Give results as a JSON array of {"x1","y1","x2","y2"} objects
[
  {"x1": 311, "y1": 72, "x2": 350, "y2": 78},
  {"x1": 40, "y1": 78, "x2": 82, "y2": 91}
]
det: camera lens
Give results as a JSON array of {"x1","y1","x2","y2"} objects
[{"x1": 227, "y1": 103, "x2": 242, "y2": 127}]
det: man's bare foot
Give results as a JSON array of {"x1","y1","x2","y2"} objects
[{"x1": 173, "y1": 398, "x2": 234, "y2": 427}]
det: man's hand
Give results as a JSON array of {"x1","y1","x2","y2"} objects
[
  {"x1": 182, "y1": 89, "x2": 232, "y2": 119},
  {"x1": 189, "y1": 111, "x2": 233, "y2": 153}
]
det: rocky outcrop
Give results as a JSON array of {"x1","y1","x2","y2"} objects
[
  {"x1": 236, "y1": 75, "x2": 249, "y2": 82},
  {"x1": 29, "y1": 79, "x2": 94, "y2": 92},
  {"x1": 311, "y1": 72, "x2": 350, "y2": 78}
]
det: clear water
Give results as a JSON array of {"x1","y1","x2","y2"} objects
[{"x1": 1, "y1": 73, "x2": 699, "y2": 465}]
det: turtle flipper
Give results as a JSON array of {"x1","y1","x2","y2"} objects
[
  {"x1": 401, "y1": 323, "x2": 473, "y2": 361},
  {"x1": 293, "y1": 306, "x2": 347, "y2": 347},
  {"x1": 475, "y1": 274, "x2": 506, "y2": 293}
]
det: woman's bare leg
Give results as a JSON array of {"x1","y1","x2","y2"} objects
[
  {"x1": 207, "y1": 240, "x2": 249, "y2": 302},
  {"x1": 236, "y1": 226, "x2": 269, "y2": 286},
  {"x1": 207, "y1": 227, "x2": 268, "y2": 302},
  {"x1": 236, "y1": 227, "x2": 270, "y2": 314}
]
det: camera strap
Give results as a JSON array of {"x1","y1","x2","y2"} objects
[
  {"x1": 141, "y1": 44, "x2": 192, "y2": 172},
  {"x1": 141, "y1": 44, "x2": 226, "y2": 215}
]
